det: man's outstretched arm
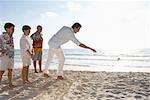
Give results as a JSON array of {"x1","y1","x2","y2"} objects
[{"x1": 79, "y1": 43, "x2": 96, "y2": 52}]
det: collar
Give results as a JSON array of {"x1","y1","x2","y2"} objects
[
  {"x1": 3, "y1": 32, "x2": 9, "y2": 36},
  {"x1": 23, "y1": 35, "x2": 29, "y2": 39},
  {"x1": 35, "y1": 31, "x2": 41, "y2": 34},
  {"x1": 2, "y1": 32, "x2": 12, "y2": 38},
  {"x1": 70, "y1": 28, "x2": 75, "y2": 33}
]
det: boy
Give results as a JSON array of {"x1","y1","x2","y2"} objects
[
  {"x1": 0, "y1": 22, "x2": 15, "y2": 87},
  {"x1": 20, "y1": 25, "x2": 33, "y2": 84},
  {"x1": 30, "y1": 25, "x2": 43, "y2": 73}
]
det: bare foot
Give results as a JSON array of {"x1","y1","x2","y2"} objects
[
  {"x1": 34, "y1": 71, "x2": 38, "y2": 73},
  {"x1": 9, "y1": 83, "x2": 15, "y2": 88},
  {"x1": 23, "y1": 81, "x2": 26, "y2": 84},
  {"x1": 56, "y1": 76, "x2": 64, "y2": 80},
  {"x1": 44, "y1": 73, "x2": 50, "y2": 78},
  {"x1": 44, "y1": 73, "x2": 50, "y2": 81},
  {"x1": 39, "y1": 70, "x2": 43, "y2": 73},
  {"x1": 26, "y1": 80, "x2": 31, "y2": 84}
]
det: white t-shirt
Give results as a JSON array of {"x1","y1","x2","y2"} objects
[
  {"x1": 48, "y1": 26, "x2": 81, "y2": 48},
  {"x1": 20, "y1": 35, "x2": 33, "y2": 59}
]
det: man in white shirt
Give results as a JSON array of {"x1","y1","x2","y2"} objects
[{"x1": 44, "y1": 23, "x2": 96, "y2": 80}]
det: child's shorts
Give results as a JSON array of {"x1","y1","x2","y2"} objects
[
  {"x1": 0, "y1": 55, "x2": 14, "y2": 71},
  {"x1": 21, "y1": 56, "x2": 31, "y2": 66}
]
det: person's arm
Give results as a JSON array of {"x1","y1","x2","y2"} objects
[
  {"x1": 0, "y1": 37, "x2": 6, "y2": 54},
  {"x1": 0, "y1": 38, "x2": 3, "y2": 52},
  {"x1": 79, "y1": 43, "x2": 96, "y2": 52},
  {"x1": 27, "y1": 49, "x2": 33, "y2": 59},
  {"x1": 70, "y1": 33, "x2": 96, "y2": 53},
  {"x1": 30, "y1": 33, "x2": 34, "y2": 39}
]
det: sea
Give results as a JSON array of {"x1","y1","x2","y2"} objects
[{"x1": 13, "y1": 48, "x2": 150, "y2": 72}]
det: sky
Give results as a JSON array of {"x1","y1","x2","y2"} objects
[{"x1": 0, "y1": 0, "x2": 150, "y2": 51}]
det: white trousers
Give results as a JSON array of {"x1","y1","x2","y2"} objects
[{"x1": 44, "y1": 47, "x2": 65, "y2": 76}]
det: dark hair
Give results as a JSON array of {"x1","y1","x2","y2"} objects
[
  {"x1": 72, "y1": 22, "x2": 82, "y2": 29},
  {"x1": 4, "y1": 23, "x2": 15, "y2": 30},
  {"x1": 22, "y1": 25, "x2": 31, "y2": 32},
  {"x1": 37, "y1": 25, "x2": 42, "y2": 29}
]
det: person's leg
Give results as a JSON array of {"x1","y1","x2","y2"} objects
[
  {"x1": 8, "y1": 58, "x2": 14, "y2": 87},
  {"x1": 55, "y1": 48, "x2": 65, "y2": 80},
  {"x1": 22, "y1": 66, "x2": 26, "y2": 84},
  {"x1": 39, "y1": 60, "x2": 42, "y2": 72},
  {"x1": 33, "y1": 50, "x2": 38, "y2": 73},
  {"x1": 39, "y1": 51, "x2": 42, "y2": 72},
  {"x1": 0, "y1": 71, "x2": 5, "y2": 84},
  {"x1": 8, "y1": 69, "x2": 13, "y2": 87},
  {"x1": 33, "y1": 61, "x2": 38, "y2": 73},
  {"x1": 0, "y1": 56, "x2": 7, "y2": 84},
  {"x1": 44, "y1": 48, "x2": 55, "y2": 79},
  {"x1": 26, "y1": 66, "x2": 30, "y2": 83}
]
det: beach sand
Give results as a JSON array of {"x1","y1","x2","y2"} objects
[{"x1": 0, "y1": 69, "x2": 150, "y2": 100}]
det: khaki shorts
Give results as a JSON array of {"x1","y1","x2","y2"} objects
[{"x1": 0, "y1": 55, "x2": 14, "y2": 71}]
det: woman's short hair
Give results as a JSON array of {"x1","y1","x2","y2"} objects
[
  {"x1": 22, "y1": 25, "x2": 31, "y2": 32},
  {"x1": 4, "y1": 23, "x2": 15, "y2": 30},
  {"x1": 72, "y1": 22, "x2": 82, "y2": 29},
  {"x1": 37, "y1": 25, "x2": 42, "y2": 29}
]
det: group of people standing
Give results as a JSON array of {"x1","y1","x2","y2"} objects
[
  {"x1": 20, "y1": 25, "x2": 43, "y2": 84},
  {"x1": 0, "y1": 22, "x2": 96, "y2": 87}
]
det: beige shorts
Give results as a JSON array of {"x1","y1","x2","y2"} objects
[
  {"x1": 21, "y1": 53, "x2": 31, "y2": 66},
  {"x1": 0, "y1": 55, "x2": 14, "y2": 71},
  {"x1": 22, "y1": 57, "x2": 31, "y2": 66}
]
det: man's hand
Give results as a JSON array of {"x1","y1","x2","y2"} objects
[
  {"x1": 31, "y1": 49, "x2": 34, "y2": 54},
  {"x1": 27, "y1": 49, "x2": 34, "y2": 60},
  {"x1": 79, "y1": 43, "x2": 96, "y2": 53},
  {"x1": 30, "y1": 53, "x2": 34, "y2": 60},
  {"x1": 0, "y1": 48, "x2": 7, "y2": 54},
  {"x1": 90, "y1": 48, "x2": 96, "y2": 53}
]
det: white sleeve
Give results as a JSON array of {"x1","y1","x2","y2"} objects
[
  {"x1": 70, "y1": 34, "x2": 81, "y2": 46},
  {"x1": 20, "y1": 38, "x2": 29, "y2": 51},
  {"x1": 28, "y1": 37, "x2": 33, "y2": 51}
]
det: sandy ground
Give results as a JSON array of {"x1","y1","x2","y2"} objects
[{"x1": 0, "y1": 69, "x2": 150, "y2": 100}]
